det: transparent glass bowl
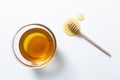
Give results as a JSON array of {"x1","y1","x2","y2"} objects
[{"x1": 12, "y1": 24, "x2": 56, "y2": 68}]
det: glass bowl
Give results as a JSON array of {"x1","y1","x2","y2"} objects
[{"x1": 12, "y1": 24, "x2": 56, "y2": 68}]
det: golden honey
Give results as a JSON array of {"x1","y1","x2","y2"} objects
[{"x1": 19, "y1": 28, "x2": 55, "y2": 63}]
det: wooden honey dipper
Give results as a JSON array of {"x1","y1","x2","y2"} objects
[{"x1": 63, "y1": 16, "x2": 111, "y2": 57}]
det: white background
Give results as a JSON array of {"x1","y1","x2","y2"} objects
[{"x1": 0, "y1": 0, "x2": 120, "y2": 80}]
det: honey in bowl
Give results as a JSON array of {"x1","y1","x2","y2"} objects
[{"x1": 13, "y1": 24, "x2": 56, "y2": 67}]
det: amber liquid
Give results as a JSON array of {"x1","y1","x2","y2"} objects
[{"x1": 19, "y1": 28, "x2": 55, "y2": 63}]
